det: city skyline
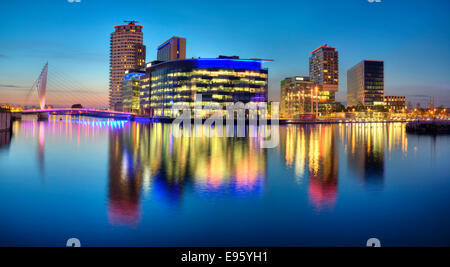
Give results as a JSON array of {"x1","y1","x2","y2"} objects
[
  {"x1": 0, "y1": 0, "x2": 449, "y2": 107},
  {"x1": 1, "y1": 0, "x2": 450, "y2": 250}
]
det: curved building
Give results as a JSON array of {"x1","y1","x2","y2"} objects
[
  {"x1": 140, "y1": 57, "x2": 269, "y2": 117},
  {"x1": 109, "y1": 21, "x2": 146, "y2": 111}
]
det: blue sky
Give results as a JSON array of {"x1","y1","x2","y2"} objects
[{"x1": 0, "y1": 0, "x2": 449, "y2": 107}]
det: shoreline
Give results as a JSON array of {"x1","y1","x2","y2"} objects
[{"x1": 133, "y1": 117, "x2": 449, "y2": 125}]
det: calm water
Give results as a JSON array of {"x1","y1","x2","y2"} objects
[{"x1": 0, "y1": 116, "x2": 449, "y2": 246}]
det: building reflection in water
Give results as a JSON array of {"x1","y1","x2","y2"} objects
[
  {"x1": 280, "y1": 125, "x2": 338, "y2": 210},
  {"x1": 0, "y1": 130, "x2": 12, "y2": 149},
  {"x1": 12, "y1": 116, "x2": 411, "y2": 225},
  {"x1": 108, "y1": 123, "x2": 267, "y2": 226},
  {"x1": 280, "y1": 123, "x2": 408, "y2": 209},
  {"x1": 344, "y1": 123, "x2": 407, "y2": 190},
  {"x1": 15, "y1": 120, "x2": 46, "y2": 175},
  {"x1": 17, "y1": 116, "x2": 129, "y2": 179}
]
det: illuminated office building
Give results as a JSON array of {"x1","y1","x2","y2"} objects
[
  {"x1": 347, "y1": 60, "x2": 384, "y2": 107},
  {"x1": 280, "y1": 76, "x2": 336, "y2": 118},
  {"x1": 122, "y1": 71, "x2": 145, "y2": 113},
  {"x1": 384, "y1": 96, "x2": 405, "y2": 112},
  {"x1": 143, "y1": 57, "x2": 269, "y2": 118},
  {"x1": 139, "y1": 69, "x2": 152, "y2": 116},
  {"x1": 309, "y1": 46, "x2": 338, "y2": 112},
  {"x1": 280, "y1": 76, "x2": 312, "y2": 118},
  {"x1": 157, "y1": 36, "x2": 186, "y2": 62},
  {"x1": 109, "y1": 21, "x2": 146, "y2": 111}
]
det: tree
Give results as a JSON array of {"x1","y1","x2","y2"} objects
[
  {"x1": 406, "y1": 101, "x2": 413, "y2": 111},
  {"x1": 355, "y1": 102, "x2": 366, "y2": 112},
  {"x1": 373, "y1": 105, "x2": 387, "y2": 112},
  {"x1": 333, "y1": 103, "x2": 346, "y2": 112}
]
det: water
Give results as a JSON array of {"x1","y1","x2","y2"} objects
[{"x1": 0, "y1": 116, "x2": 449, "y2": 246}]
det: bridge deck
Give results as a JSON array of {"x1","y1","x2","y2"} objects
[{"x1": 21, "y1": 108, "x2": 135, "y2": 118}]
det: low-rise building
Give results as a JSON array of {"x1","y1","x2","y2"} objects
[
  {"x1": 280, "y1": 76, "x2": 335, "y2": 118},
  {"x1": 384, "y1": 96, "x2": 406, "y2": 112},
  {"x1": 122, "y1": 70, "x2": 145, "y2": 113}
]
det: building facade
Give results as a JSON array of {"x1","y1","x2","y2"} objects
[
  {"x1": 384, "y1": 96, "x2": 406, "y2": 112},
  {"x1": 347, "y1": 60, "x2": 384, "y2": 107},
  {"x1": 109, "y1": 21, "x2": 146, "y2": 111},
  {"x1": 280, "y1": 76, "x2": 312, "y2": 118},
  {"x1": 142, "y1": 57, "x2": 268, "y2": 118},
  {"x1": 157, "y1": 36, "x2": 186, "y2": 62},
  {"x1": 122, "y1": 71, "x2": 145, "y2": 113},
  {"x1": 309, "y1": 46, "x2": 338, "y2": 112},
  {"x1": 280, "y1": 76, "x2": 337, "y2": 118},
  {"x1": 139, "y1": 69, "x2": 152, "y2": 116}
]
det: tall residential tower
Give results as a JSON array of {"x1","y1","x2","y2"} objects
[
  {"x1": 109, "y1": 21, "x2": 146, "y2": 111},
  {"x1": 308, "y1": 45, "x2": 339, "y2": 113},
  {"x1": 309, "y1": 46, "x2": 339, "y2": 92}
]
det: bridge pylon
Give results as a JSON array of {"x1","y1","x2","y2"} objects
[{"x1": 36, "y1": 62, "x2": 48, "y2": 110}]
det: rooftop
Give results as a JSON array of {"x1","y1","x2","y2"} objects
[{"x1": 311, "y1": 45, "x2": 336, "y2": 54}]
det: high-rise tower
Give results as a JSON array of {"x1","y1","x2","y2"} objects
[
  {"x1": 308, "y1": 45, "x2": 339, "y2": 113},
  {"x1": 309, "y1": 45, "x2": 339, "y2": 92},
  {"x1": 347, "y1": 60, "x2": 384, "y2": 107},
  {"x1": 109, "y1": 21, "x2": 146, "y2": 111}
]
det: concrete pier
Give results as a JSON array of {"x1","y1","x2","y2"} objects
[
  {"x1": 37, "y1": 112, "x2": 49, "y2": 121},
  {"x1": 0, "y1": 111, "x2": 12, "y2": 132},
  {"x1": 406, "y1": 121, "x2": 450, "y2": 134}
]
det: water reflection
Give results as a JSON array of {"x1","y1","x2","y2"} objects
[
  {"x1": 16, "y1": 116, "x2": 130, "y2": 178},
  {"x1": 344, "y1": 123, "x2": 407, "y2": 190},
  {"x1": 0, "y1": 131, "x2": 11, "y2": 149},
  {"x1": 12, "y1": 117, "x2": 410, "y2": 226},
  {"x1": 280, "y1": 125, "x2": 338, "y2": 210},
  {"x1": 107, "y1": 123, "x2": 267, "y2": 225},
  {"x1": 4, "y1": 116, "x2": 450, "y2": 246},
  {"x1": 108, "y1": 128, "x2": 143, "y2": 226},
  {"x1": 345, "y1": 124, "x2": 385, "y2": 189},
  {"x1": 280, "y1": 123, "x2": 408, "y2": 208}
]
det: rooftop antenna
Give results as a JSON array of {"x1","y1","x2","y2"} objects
[{"x1": 124, "y1": 20, "x2": 139, "y2": 25}]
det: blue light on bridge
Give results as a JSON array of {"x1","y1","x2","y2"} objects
[{"x1": 67, "y1": 118, "x2": 129, "y2": 129}]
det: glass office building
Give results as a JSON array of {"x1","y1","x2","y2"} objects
[
  {"x1": 122, "y1": 71, "x2": 145, "y2": 113},
  {"x1": 280, "y1": 76, "x2": 312, "y2": 118},
  {"x1": 347, "y1": 60, "x2": 384, "y2": 107},
  {"x1": 139, "y1": 71, "x2": 151, "y2": 115},
  {"x1": 142, "y1": 57, "x2": 269, "y2": 118}
]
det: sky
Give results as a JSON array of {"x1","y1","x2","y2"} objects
[{"x1": 0, "y1": 0, "x2": 449, "y2": 108}]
